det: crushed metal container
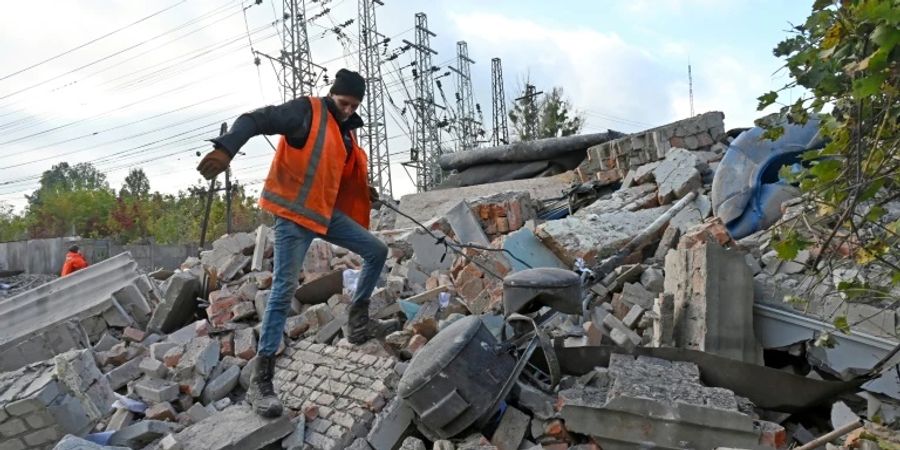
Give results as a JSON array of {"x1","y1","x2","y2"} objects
[{"x1": 397, "y1": 315, "x2": 516, "y2": 439}]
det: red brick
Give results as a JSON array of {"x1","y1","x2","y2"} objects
[
  {"x1": 285, "y1": 316, "x2": 309, "y2": 339},
  {"x1": 506, "y1": 200, "x2": 523, "y2": 230},
  {"x1": 220, "y1": 334, "x2": 234, "y2": 357},
  {"x1": 478, "y1": 205, "x2": 491, "y2": 221},
  {"x1": 669, "y1": 136, "x2": 685, "y2": 148},
  {"x1": 145, "y1": 402, "x2": 177, "y2": 421},
  {"x1": 757, "y1": 421, "x2": 787, "y2": 449},
  {"x1": 195, "y1": 320, "x2": 210, "y2": 337},
  {"x1": 425, "y1": 276, "x2": 440, "y2": 291},
  {"x1": 406, "y1": 334, "x2": 428, "y2": 355},
  {"x1": 163, "y1": 347, "x2": 184, "y2": 368},
  {"x1": 122, "y1": 327, "x2": 146, "y2": 343},
  {"x1": 106, "y1": 343, "x2": 130, "y2": 366},
  {"x1": 494, "y1": 217, "x2": 509, "y2": 234},
  {"x1": 207, "y1": 296, "x2": 239, "y2": 315},
  {"x1": 457, "y1": 263, "x2": 484, "y2": 284},
  {"x1": 208, "y1": 312, "x2": 233, "y2": 327},
  {"x1": 303, "y1": 404, "x2": 319, "y2": 421},
  {"x1": 457, "y1": 277, "x2": 485, "y2": 302},
  {"x1": 544, "y1": 419, "x2": 572, "y2": 443}
]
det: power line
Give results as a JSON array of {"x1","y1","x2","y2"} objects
[{"x1": 0, "y1": 1, "x2": 188, "y2": 83}]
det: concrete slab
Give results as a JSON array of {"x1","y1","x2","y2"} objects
[
  {"x1": 502, "y1": 227, "x2": 567, "y2": 272},
  {"x1": 148, "y1": 272, "x2": 201, "y2": 334},
  {"x1": 395, "y1": 173, "x2": 575, "y2": 229},
  {"x1": 445, "y1": 201, "x2": 491, "y2": 246},
  {"x1": 173, "y1": 405, "x2": 292, "y2": 450},
  {"x1": 0, "y1": 253, "x2": 155, "y2": 372}
]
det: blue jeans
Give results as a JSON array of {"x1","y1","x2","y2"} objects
[{"x1": 257, "y1": 211, "x2": 388, "y2": 356}]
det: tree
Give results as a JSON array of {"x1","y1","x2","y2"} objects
[
  {"x1": 120, "y1": 168, "x2": 151, "y2": 198},
  {"x1": 509, "y1": 79, "x2": 584, "y2": 141},
  {"x1": 540, "y1": 87, "x2": 585, "y2": 138},
  {"x1": 26, "y1": 162, "x2": 108, "y2": 207},
  {"x1": 0, "y1": 202, "x2": 27, "y2": 242},
  {"x1": 758, "y1": 0, "x2": 899, "y2": 335}
]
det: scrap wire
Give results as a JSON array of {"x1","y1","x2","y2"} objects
[{"x1": 376, "y1": 200, "x2": 533, "y2": 281}]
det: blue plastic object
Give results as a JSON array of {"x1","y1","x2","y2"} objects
[{"x1": 711, "y1": 117, "x2": 824, "y2": 239}]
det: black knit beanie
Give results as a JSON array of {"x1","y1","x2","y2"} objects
[{"x1": 330, "y1": 69, "x2": 366, "y2": 100}]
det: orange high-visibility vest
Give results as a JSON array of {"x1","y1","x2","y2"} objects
[{"x1": 259, "y1": 97, "x2": 371, "y2": 234}]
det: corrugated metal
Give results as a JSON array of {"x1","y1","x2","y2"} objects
[{"x1": 0, "y1": 252, "x2": 155, "y2": 371}]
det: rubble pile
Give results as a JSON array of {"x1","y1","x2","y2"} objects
[{"x1": 0, "y1": 111, "x2": 897, "y2": 450}]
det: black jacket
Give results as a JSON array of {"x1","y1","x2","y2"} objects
[{"x1": 211, "y1": 96, "x2": 364, "y2": 158}]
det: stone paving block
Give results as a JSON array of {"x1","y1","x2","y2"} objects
[{"x1": 106, "y1": 408, "x2": 134, "y2": 432}]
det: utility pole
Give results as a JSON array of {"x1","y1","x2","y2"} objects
[
  {"x1": 491, "y1": 57, "x2": 509, "y2": 146},
  {"x1": 449, "y1": 41, "x2": 476, "y2": 151},
  {"x1": 358, "y1": 0, "x2": 392, "y2": 198},
  {"x1": 402, "y1": 12, "x2": 441, "y2": 191},
  {"x1": 200, "y1": 123, "x2": 228, "y2": 250},
  {"x1": 225, "y1": 168, "x2": 232, "y2": 234},
  {"x1": 688, "y1": 61, "x2": 695, "y2": 117}
]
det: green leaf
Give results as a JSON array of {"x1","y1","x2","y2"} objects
[
  {"x1": 812, "y1": 0, "x2": 833, "y2": 11},
  {"x1": 887, "y1": 219, "x2": 900, "y2": 235},
  {"x1": 865, "y1": 206, "x2": 887, "y2": 222},
  {"x1": 773, "y1": 231, "x2": 809, "y2": 260},
  {"x1": 808, "y1": 159, "x2": 843, "y2": 183},
  {"x1": 757, "y1": 91, "x2": 779, "y2": 110},
  {"x1": 762, "y1": 126, "x2": 786, "y2": 141},
  {"x1": 833, "y1": 315, "x2": 851, "y2": 334},
  {"x1": 892, "y1": 271, "x2": 900, "y2": 286},
  {"x1": 859, "y1": 179, "x2": 885, "y2": 202},
  {"x1": 871, "y1": 24, "x2": 900, "y2": 54},
  {"x1": 852, "y1": 72, "x2": 887, "y2": 97}
]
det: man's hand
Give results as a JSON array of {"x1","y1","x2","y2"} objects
[
  {"x1": 197, "y1": 148, "x2": 232, "y2": 180},
  {"x1": 368, "y1": 185, "x2": 381, "y2": 208}
]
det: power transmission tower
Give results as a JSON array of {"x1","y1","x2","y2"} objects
[
  {"x1": 281, "y1": 0, "x2": 317, "y2": 100},
  {"x1": 358, "y1": 0, "x2": 392, "y2": 198},
  {"x1": 402, "y1": 13, "x2": 441, "y2": 191},
  {"x1": 491, "y1": 57, "x2": 509, "y2": 146},
  {"x1": 450, "y1": 41, "x2": 476, "y2": 151}
]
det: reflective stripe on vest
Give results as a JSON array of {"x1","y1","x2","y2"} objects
[{"x1": 260, "y1": 97, "x2": 331, "y2": 228}]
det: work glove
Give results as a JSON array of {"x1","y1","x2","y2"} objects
[{"x1": 197, "y1": 148, "x2": 232, "y2": 180}]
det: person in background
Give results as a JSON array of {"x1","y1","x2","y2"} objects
[{"x1": 60, "y1": 245, "x2": 88, "y2": 276}]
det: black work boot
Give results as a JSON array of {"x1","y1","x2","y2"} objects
[
  {"x1": 246, "y1": 354, "x2": 283, "y2": 417},
  {"x1": 345, "y1": 301, "x2": 401, "y2": 345}
]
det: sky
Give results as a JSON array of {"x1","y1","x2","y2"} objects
[{"x1": 0, "y1": 0, "x2": 812, "y2": 213}]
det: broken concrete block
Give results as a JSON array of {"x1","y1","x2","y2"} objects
[
  {"x1": 180, "y1": 374, "x2": 207, "y2": 399},
  {"x1": 400, "y1": 437, "x2": 427, "y2": 450},
  {"x1": 163, "y1": 345, "x2": 185, "y2": 368},
  {"x1": 53, "y1": 435, "x2": 130, "y2": 450},
  {"x1": 446, "y1": 200, "x2": 491, "y2": 246},
  {"x1": 664, "y1": 241, "x2": 762, "y2": 364},
  {"x1": 491, "y1": 406, "x2": 529, "y2": 450},
  {"x1": 109, "y1": 420, "x2": 179, "y2": 448},
  {"x1": 620, "y1": 282, "x2": 655, "y2": 309},
  {"x1": 234, "y1": 327, "x2": 257, "y2": 361},
  {"x1": 315, "y1": 313, "x2": 347, "y2": 344},
  {"x1": 54, "y1": 349, "x2": 116, "y2": 420},
  {"x1": 185, "y1": 403, "x2": 212, "y2": 424},
  {"x1": 148, "y1": 272, "x2": 201, "y2": 334},
  {"x1": 640, "y1": 267, "x2": 665, "y2": 293},
  {"x1": 406, "y1": 300, "x2": 441, "y2": 339},
  {"x1": 651, "y1": 293, "x2": 675, "y2": 347},
  {"x1": 150, "y1": 342, "x2": 180, "y2": 362},
  {"x1": 252, "y1": 225, "x2": 271, "y2": 272},
  {"x1": 366, "y1": 398, "x2": 414, "y2": 450},
  {"x1": 200, "y1": 364, "x2": 241, "y2": 405},
  {"x1": 106, "y1": 408, "x2": 135, "y2": 432},
  {"x1": 92, "y1": 333, "x2": 122, "y2": 353},
  {"x1": 160, "y1": 434, "x2": 183, "y2": 450},
  {"x1": 255, "y1": 290, "x2": 270, "y2": 319},
  {"x1": 105, "y1": 356, "x2": 143, "y2": 390},
  {"x1": 653, "y1": 225, "x2": 682, "y2": 261},
  {"x1": 175, "y1": 336, "x2": 219, "y2": 379},
  {"x1": 230, "y1": 301, "x2": 257, "y2": 322},
  {"x1": 622, "y1": 305, "x2": 645, "y2": 329},
  {"x1": 134, "y1": 377, "x2": 180, "y2": 403},
  {"x1": 172, "y1": 405, "x2": 292, "y2": 450},
  {"x1": 654, "y1": 148, "x2": 702, "y2": 204},
  {"x1": 146, "y1": 401, "x2": 178, "y2": 421},
  {"x1": 281, "y1": 417, "x2": 306, "y2": 450},
  {"x1": 514, "y1": 381, "x2": 555, "y2": 420},
  {"x1": 602, "y1": 314, "x2": 641, "y2": 350},
  {"x1": 284, "y1": 315, "x2": 309, "y2": 339}
]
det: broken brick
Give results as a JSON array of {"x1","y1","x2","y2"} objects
[{"x1": 123, "y1": 327, "x2": 146, "y2": 343}]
